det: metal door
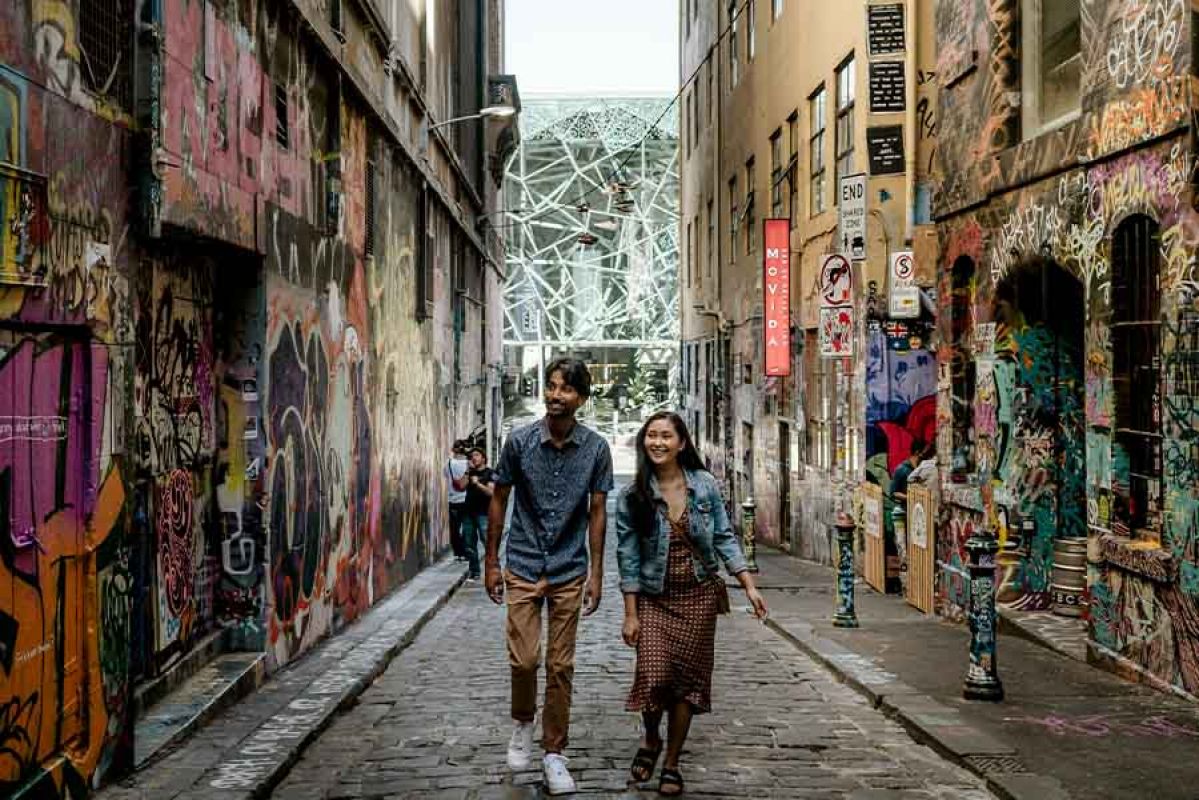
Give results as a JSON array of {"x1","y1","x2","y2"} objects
[{"x1": 0, "y1": 329, "x2": 89, "y2": 782}]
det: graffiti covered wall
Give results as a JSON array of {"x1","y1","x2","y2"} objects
[
  {"x1": 0, "y1": 0, "x2": 137, "y2": 792},
  {"x1": 934, "y1": 0, "x2": 1199, "y2": 693}
]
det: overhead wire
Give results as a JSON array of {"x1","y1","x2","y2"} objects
[{"x1": 486, "y1": 0, "x2": 754, "y2": 232}]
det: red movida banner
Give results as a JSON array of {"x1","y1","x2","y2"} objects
[{"x1": 763, "y1": 218, "x2": 791, "y2": 377}]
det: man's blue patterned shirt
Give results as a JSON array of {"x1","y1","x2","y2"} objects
[{"x1": 495, "y1": 418, "x2": 614, "y2": 585}]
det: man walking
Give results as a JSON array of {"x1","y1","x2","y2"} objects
[
  {"x1": 446, "y1": 440, "x2": 470, "y2": 562},
  {"x1": 462, "y1": 447, "x2": 496, "y2": 581},
  {"x1": 485, "y1": 357, "x2": 613, "y2": 795}
]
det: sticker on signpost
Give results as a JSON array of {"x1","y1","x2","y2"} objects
[{"x1": 819, "y1": 306, "x2": 855, "y2": 358}]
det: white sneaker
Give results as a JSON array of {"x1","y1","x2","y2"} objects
[
  {"x1": 507, "y1": 721, "x2": 535, "y2": 769},
  {"x1": 542, "y1": 753, "x2": 577, "y2": 795}
]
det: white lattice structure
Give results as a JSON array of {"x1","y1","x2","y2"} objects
[{"x1": 503, "y1": 97, "x2": 679, "y2": 349}]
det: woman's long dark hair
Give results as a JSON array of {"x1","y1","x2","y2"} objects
[{"x1": 628, "y1": 411, "x2": 708, "y2": 536}]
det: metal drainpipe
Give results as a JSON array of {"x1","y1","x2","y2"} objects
[{"x1": 904, "y1": 0, "x2": 918, "y2": 244}]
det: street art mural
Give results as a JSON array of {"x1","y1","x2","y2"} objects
[
  {"x1": 0, "y1": 0, "x2": 467, "y2": 792},
  {"x1": 0, "y1": 3, "x2": 138, "y2": 793},
  {"x1": 865, "y1": 324, "x2": 937, "y2": 487},
  {"x1": 133, "y1": 259, "x2": 217, "y2": 665},
  {"x1": 0, "y1": 333, "x2": 131, "y2": 795},
  {"x1": 935, "y1": 0, "x2": 1199, "y2": 693}
]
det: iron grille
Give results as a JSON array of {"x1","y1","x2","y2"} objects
[
  {"x1": 79, "y1": 0, "x2": 134, "y2": 110},
  {"x1": 1112, "y1": 215, "x2": 1162, "y2": 537},
  {"x1": 275, "y1": 83, "x2": 290, "y2": 149},
  {"x1": 364, "y1": 159, "x2": 376, "y2": 256}
]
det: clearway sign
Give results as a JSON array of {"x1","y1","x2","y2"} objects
[
  {"x1": 838, "y1": 173, "x2": 867, "y2": 260},
  {"x1": 763, "y1": 219, "x2": 791, "y2": 377}
]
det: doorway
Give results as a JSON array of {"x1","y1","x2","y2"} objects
[
  {"x1": 991, "y1": 257, "x2": 1086, "y2": 603},
  {"x1": 779, "y1": 421, "x2": 791, "y2": 549}
]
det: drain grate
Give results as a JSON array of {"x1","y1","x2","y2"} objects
[{"x1": 964, "y1": 754, "x2": 1029, "y2": 775}]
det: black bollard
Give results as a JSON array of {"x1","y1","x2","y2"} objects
[
  {"x1": 963, "y1": 533, "x2": 1005, "y2": 701},
  {"x1": 833, "y1": 512, "x2": 859, "y2": 628}
]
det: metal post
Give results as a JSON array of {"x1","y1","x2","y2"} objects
[
  {"x1": 963, "y1": 533, "x2": 1005, "y2": 701},
  {"x1": 833, "y1": 512, "x2": 859, "y2": 628},
  {"x1": 741, "y1": 498, "x2": 759, "y2": 573}
]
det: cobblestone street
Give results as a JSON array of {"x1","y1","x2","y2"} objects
[{"x1": 272, "y1": 541, "x2": 994, "y2": 798}]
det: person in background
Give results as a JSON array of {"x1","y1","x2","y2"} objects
[
  {"x1": 616, "y1": 411, "x2": 767, "y2": 796},
  {"x1": 884, "y1": 439, "x2": 927, "y2": 592},
  {"x1": 462, "y1": 447, "x2": 496, "y2": 581},
  {"x1": 446, "y1": 440, "x2": 470, "y2": 563}
]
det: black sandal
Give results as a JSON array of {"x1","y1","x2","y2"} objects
[
  {"x1": 630, "y1": 744, "x2": 662, "y2": 782},
  {"x1": 658, "y1": 767, "x2": 684, "y2": 796}
]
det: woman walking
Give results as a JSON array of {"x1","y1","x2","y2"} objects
[{"x1": 615, "y1": 412, "x2": 768, "y2": 796}]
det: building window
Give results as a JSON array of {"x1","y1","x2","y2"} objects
[
  {"x1": 685, "y1": 0, "x2": 692, "y2": 38},
  {"x1": 770, "y1": 129, "x2": 783, "y2": 218},
  {"x1": 747, "y1": 0, "x2": 756, "y2": 61},
  {"x1": 706, "y1": 198, "x2": 715, "y2": 281},
  {"x1": 693, "y1": 213, "x2": 701, "y2": 287},
  {"x1": 787, "y1": 111, "x2": 799, "y2": 224},
  {"x1": 744, "y1": 157, "x2": 756, "y2": 255},
  {"x1": 686, "y1": 220, "x2": 693, "y2": 288},
  {"x1": 1021, "y1": 0, "x2": 1081, "y2": 136},
  {"x1": 708, "y1": 61, "x2": 715, "y2": 124},
  {"x1": 693, "y1": 82, "x2": 701, "y2": 144},
  {"x1": 728, "y1": 1, "x2": 739, "y2": 87},
  {"x1": 79, "y1": 0, "x2": 135, "y2": 109},
  {"x1": 773, "y1": 0, "x2": 784, "y2": 21},
  {"x1": 806, "y1": 331, "x2": 833, "y2": 470},
  {"x1": 728, "y1": 176, "x2": 739, "y2": 262},
  {"x1": 809, "y1": 86, "x2": 827, "y2": 216},
  {"x1": 1112, "y1": 215, "x2": 1162, "y2": 541},
  {"x1": 684, "y1": 90, "x2": 691, "y2": 157},
  {"x1": 834, "y1": 55, "x2": 856, "y2": 202}
]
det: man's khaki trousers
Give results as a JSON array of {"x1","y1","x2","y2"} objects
[{"x1": 505, "y1": 571, "x2": 586, "y2": 753}]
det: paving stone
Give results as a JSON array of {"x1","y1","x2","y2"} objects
[{"x1": 270, "y1": 534, "x2": 994, "y2": 799}]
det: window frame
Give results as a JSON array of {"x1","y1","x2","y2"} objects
[
  {"x1": 809, "y1": 85, "x2": 827, "y2": 217},
  {"x1": 706, "y1": 197, "x2": 715, "y2": 280},
  {"x1": 769, "y1": 128, "x2": 783, "y2": 218},
  {"x1": 684, "y1": 89, "x2": 692, "y2": 157},
  {"x1": 686, "y1": 219, "x2": 693, "y2": 288},
  {"x1": 728, "y1": 1, "x2": 739, "y2": 87},
  {"x1": 1021, "y1": 0, "x2": 1082, "y2": 138},
  {"x1": 1111, "y1": 215, "x2": 1163, "y2": 543},
  {"x1": 834, "y1": 54, "x2": 856, "y2": 205},
  {"x1": 747, "y1": 0, "x2": 757, "y2": 62}
]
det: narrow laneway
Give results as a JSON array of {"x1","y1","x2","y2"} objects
[{"x1": 273, "y1": 503, "x2": 993, "y2": 799}]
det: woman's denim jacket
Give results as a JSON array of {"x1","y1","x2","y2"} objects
[{"x1": 615, "y1": 469, "x2": 748, "y2": 595}]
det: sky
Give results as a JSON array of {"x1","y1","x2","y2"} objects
[{"x1": 504, "y1": 0, "x2": 679, "y2": 96}]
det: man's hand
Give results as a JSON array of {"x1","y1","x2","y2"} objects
[
  {"x1": 621, "y1": 612, "x2": 640, "y2": 647},
  {"x1": 485, "y1": 561, "x2": 504, "y2": 605},
  {"x1": 582, "y1": 571, "x2": 603, "y2": 616}
]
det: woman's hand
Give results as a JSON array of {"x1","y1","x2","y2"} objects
[
  {"x1": 745, "y1": 586, "x2": 768, "y2": 619},
  {"x1": 622, "y1": 612, "x2": 641, "y2": 647}
]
